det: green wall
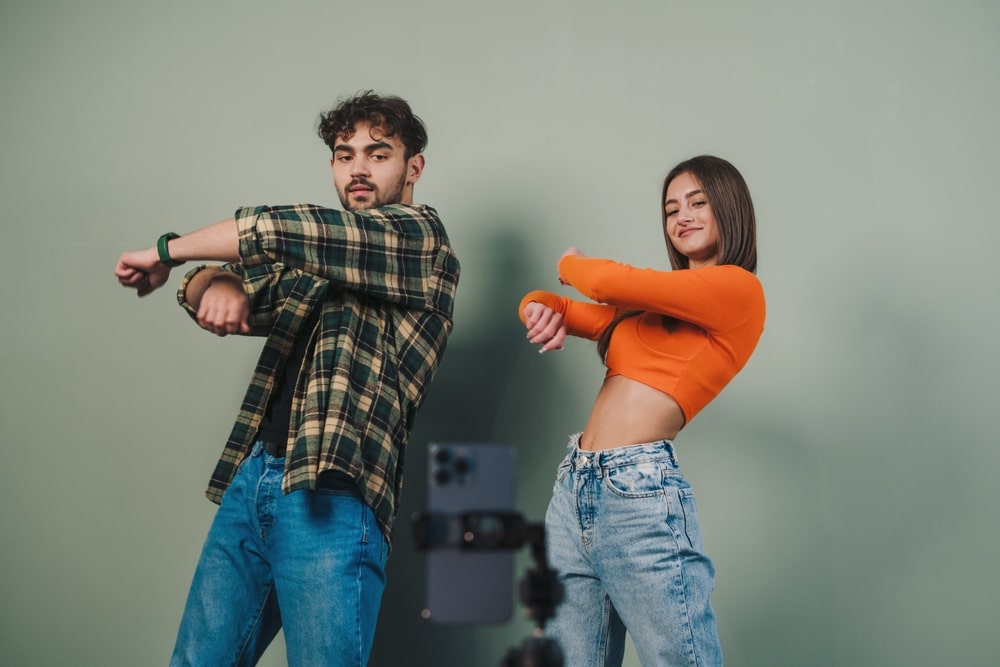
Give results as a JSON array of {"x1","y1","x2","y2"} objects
[{"x1": 2, "y1": 1, "x2": 998, "y2": 665}]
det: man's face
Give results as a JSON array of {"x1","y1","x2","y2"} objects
[{"x1": 330, "y1": 122, "x2": 424, "y2": 210}]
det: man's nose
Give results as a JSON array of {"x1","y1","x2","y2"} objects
[{"x1": 351, "y1": 157, "x2": 370, "y2": 176}]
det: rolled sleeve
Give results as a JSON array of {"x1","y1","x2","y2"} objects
[
  {"x1": 176, "y1": 263, "x2": 242, "y2": 319},
  {"x1": 236, "y1": 205, "x2": 272, "y2": 268}
]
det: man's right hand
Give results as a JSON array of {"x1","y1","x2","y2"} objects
[
  {"x1": 115, "y1": 247, "x2": 171, "y2": 297},
  {"x1": 196, "y1": 273, "x2": 251, "y2": 336}
]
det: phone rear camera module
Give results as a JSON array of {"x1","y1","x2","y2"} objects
[{"x1": 430, "y1": 446, "x2": 475, "y2": 487}]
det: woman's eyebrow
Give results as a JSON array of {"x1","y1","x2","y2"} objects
[{"x1": 664, "y1": 189, "x2": 705, "y2": 206}]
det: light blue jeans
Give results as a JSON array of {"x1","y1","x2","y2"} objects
[
  {"x1": 170, "y1": 441, "x2": 388, "y2": 667},
  {"x1": 544, "y1": 435, "x2": 722, "y2": 667}
]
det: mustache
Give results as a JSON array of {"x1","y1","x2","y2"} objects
[{"x1": 347, "y1": 178, "x2": 375, "y2": 190}]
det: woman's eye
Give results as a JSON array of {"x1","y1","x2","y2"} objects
[{"x1": 665, "y1": 209, "x2": 678, "y2": 217}]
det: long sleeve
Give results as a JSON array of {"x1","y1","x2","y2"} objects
[
  {"x1": 176, "y1": 261, "x2": 306, "y2": 336},
  {"x1": 558, "y1": 257, "x2": 763, "y2": 334},
  {"x1": 236, "y1": 203, "x2": 458, "y2": 316},
  {"x1": 518, "y1": 289, "x2": 618, "y2": 341}
]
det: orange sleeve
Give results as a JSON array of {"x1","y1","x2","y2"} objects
[
  {"x1": 558, "y1": 257, "x2": 764, "y2": 333},
  {"x1": 518, "y1": 290, "x2": 617, "y2": 341}
]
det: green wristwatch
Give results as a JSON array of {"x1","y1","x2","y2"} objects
[{"x1": 156, "y1": 232, "x2": 185, "y2": 267}]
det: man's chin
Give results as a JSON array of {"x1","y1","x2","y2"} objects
[{"x1": 341, "y1": 194, "x2": 376, "y2": 211}]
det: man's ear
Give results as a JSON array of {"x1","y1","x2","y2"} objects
[{"x1": 406, "y1": 154, "x2": 425, "y2": 186}]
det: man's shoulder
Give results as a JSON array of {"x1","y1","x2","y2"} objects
[
  {"x1": 375, "y1": 203, "x2": 439, "y2": 220},
  {"x1": 369, "y1": 204, "x2": 448, "y2": 238}
]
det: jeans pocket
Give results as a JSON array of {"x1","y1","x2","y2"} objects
[
  {"x1": 554, "y1": 458, "x2": 572, "y2": 484},
  {"x1": 677, "y1": 487, "x2": 705, "y2": 551},
  {"x1": 604, "y1": 461, "x2": 663, "y2": 498}
]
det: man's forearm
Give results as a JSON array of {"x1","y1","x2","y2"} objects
[
  {"x1": 184, "y1": 266, "x2": 242, "y2": 310},
  {"x1": 166, "y1": 218, "x2": 240, "y2": 265}
]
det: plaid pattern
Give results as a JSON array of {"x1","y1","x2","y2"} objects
[{"x1": 177, "y1": 203, "x2": 459, "y2": 543}]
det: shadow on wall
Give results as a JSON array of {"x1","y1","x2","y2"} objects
[
  {"x1": 696, "y1": 285, "x2": 1000, "y2": 667},
  {"x1": 370, "y1": 220, "x2": 567, "y2": 666}
]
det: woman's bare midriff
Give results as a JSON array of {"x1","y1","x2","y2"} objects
[{"x1": 578, "y1": 375, "x2": 686, "y2": 451}]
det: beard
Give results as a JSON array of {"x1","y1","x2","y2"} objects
[{"x1": 338, "y1": 170, "x2": 409, "y2": 211}]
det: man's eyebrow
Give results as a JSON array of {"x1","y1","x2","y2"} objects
[{"x1": 333, "y1": 141, "x2": 395, "y2": 153}]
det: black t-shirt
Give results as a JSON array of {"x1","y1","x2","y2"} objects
[{"x1": 256, "y1": 311, "x2": 320, "y2": 454}]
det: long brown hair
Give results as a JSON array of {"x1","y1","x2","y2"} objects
[{"x1": 596, "y1": 156, "x2": 757, "y2": 361}]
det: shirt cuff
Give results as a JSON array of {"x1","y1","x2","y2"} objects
[
  {"x1": 518, "y1": 290, "x2": 564, "y2": 324},
  {"x1": 236, "y1": 205, "x2": 272, "y2": 267}
]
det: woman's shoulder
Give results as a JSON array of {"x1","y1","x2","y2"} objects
[{"x1": 695, "y1": 264, "x2": 763, "y2": 293}]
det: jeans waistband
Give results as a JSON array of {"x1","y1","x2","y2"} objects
[
  {"x1": 260, "y1": 439, "x2": 285, "y2": 457},
  {"x1": 565, "y1": 432, "x2": 679, "y2": 470},
  {"x1": 252, "y1": 440, "x2": 357, "y2": 492}
]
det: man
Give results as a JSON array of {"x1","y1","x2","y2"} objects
[{"x1": 114, "y1": 91, "x2": 460, "y2": 667}]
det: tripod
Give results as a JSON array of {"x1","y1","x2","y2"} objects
[
  {"x1": 498, "y1": 521, "x2": 564, "y2": 667},
  {"x1": 413, "y1": 511, "x2": 564, "y2": 666}
]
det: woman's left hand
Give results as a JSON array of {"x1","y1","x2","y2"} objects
[
  {"x1": 523, "y1": 301, "x2": 567, "y2": 354},
  {"x1": 557, "y1": 246, "x2": 586, "y2": 285}
]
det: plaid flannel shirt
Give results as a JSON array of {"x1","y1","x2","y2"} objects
[{"x1": 177, "y1": 203, "x2": 459, "y2": 543}]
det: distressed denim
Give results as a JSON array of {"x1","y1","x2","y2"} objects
[
  {"x1": 170, "y1": 441, "x2": 388, "y2": 667},
  {"x1": 543, "y1": 435, "x2": 722, "y2": 666}
]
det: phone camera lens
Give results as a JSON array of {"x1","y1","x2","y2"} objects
[{"x1": 434, "y1": 468, "x2": 452, "y2": 486}]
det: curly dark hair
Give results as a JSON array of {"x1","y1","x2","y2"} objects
[{"x1": 316, "y1": 90, "x2": 428, "y2": 159}]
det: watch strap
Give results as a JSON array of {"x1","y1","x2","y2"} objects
[{"x1": 156, "y1": 232, "x2": 184, "y2": 267}]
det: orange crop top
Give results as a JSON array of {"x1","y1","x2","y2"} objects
[{"x1": 519, "y1": 256, "x2": 765, "y2": 423}]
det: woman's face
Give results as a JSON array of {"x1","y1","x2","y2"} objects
[{"x1": 664, "y1": 172, "x2": 719, "y2": 268}]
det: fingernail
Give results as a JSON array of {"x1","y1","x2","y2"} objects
[{"x1": 538, "y1": 348, "x2": 547, "y2": 355}]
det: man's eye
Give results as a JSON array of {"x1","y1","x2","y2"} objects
[
  {"x1": 371, "y1": 154, "x2": 388, "y2": 161},
  {"x1": 337, "y1": 155, "x2": 352, "y2": 162}
]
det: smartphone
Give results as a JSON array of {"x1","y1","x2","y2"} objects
[{"x1": 421, "y1": 442, "x2": 517, "y2": 624}]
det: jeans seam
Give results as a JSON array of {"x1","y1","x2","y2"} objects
[
  {"x1": 597, "y1": 594, "x2": 613, "y2": 666},
  {"x1": 233, "y1": 582, "x2": 275, "y2": 667}
]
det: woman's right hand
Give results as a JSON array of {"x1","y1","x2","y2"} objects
[{"x1": 523, "y1": 301, "x2": 567, "y2": 354}]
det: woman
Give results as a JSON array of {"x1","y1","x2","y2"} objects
[{"x1": 519, "y1": 155, "x2": 765, "y2": 666}]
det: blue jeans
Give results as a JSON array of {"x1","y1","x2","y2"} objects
[
  {"x1": 544, "y1": 435, "x2": 722, "y2": 667},
  {"x1": 170, "y1": 442, "x2": 388, "y2": 667}
]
